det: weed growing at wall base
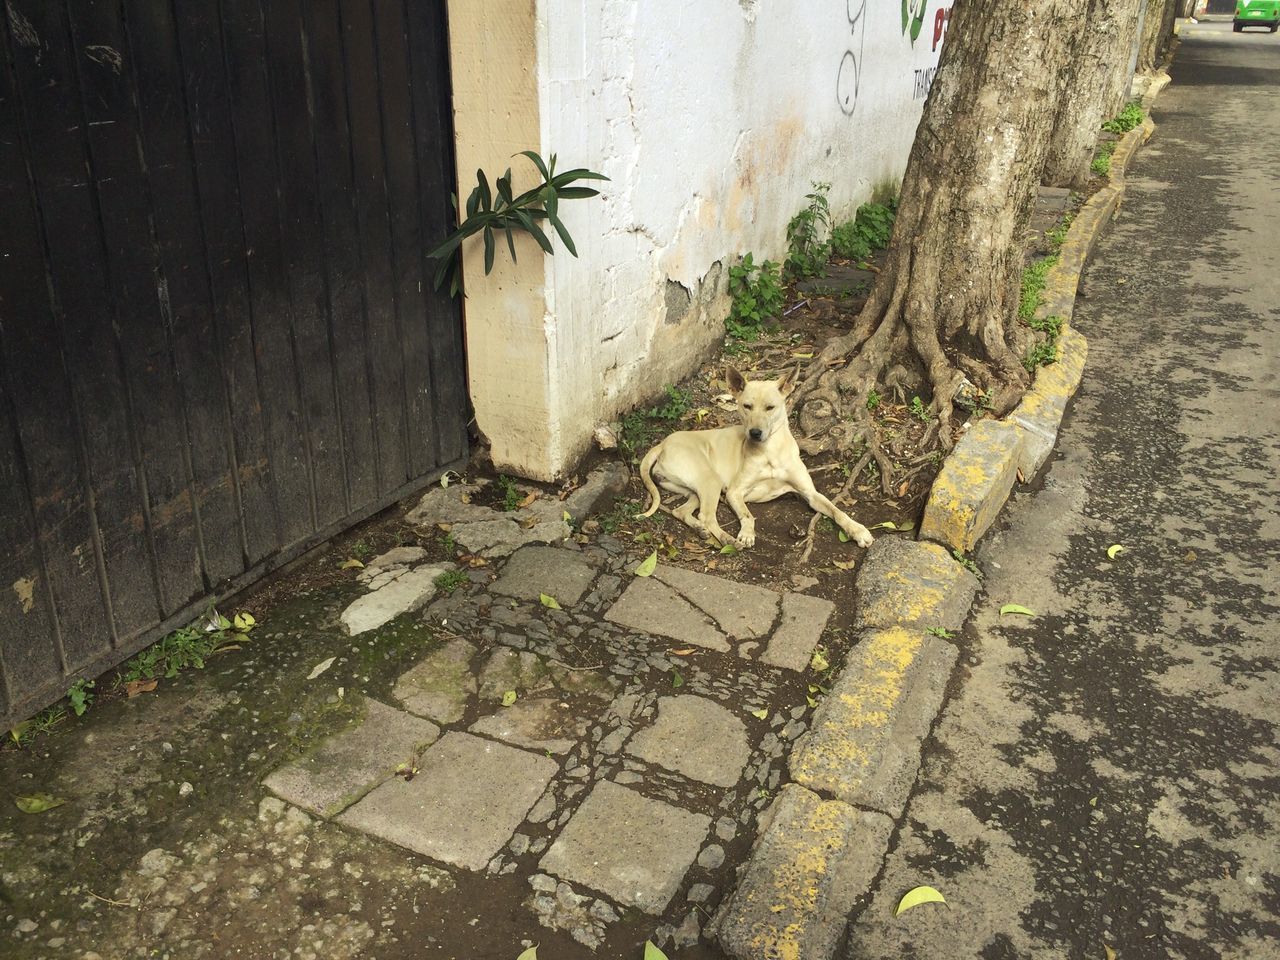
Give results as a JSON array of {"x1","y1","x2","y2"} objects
[
  {"x1": 1091, "y1": 139, "x2": 1117, "y2": 176},
  {"x1": 620, "y1": 386, "x2": 694, "y2": 459},
  {"x1": 785, "y1": 182, "x2": 833, "y2": 279},
  {"x1": 725, "y1": 254, "x2": 784, "y2": 346},
  {"x1": 1101, "y1": 101, "x2": 1145, "y2": 135},
  {"x1": 830, "y1": 196, "x2": 898, "y2": 262}
]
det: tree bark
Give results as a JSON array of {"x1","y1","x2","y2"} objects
[
  {"x1": 1043, "y1": 0, "x2": 1146, "y2": 188},
  {"x1": 795, "y1": 0, "x2": 1086, "y2": 468},
  {"x1": 1139, "y1": 0, "x2": 1178, "y2": 71}
]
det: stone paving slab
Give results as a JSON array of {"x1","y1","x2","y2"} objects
[
  {"x1": 263, "y1": 700, "x2": 440, "y2": 819},
  {"x1": 470, "y1": 697, "x2": 586, "y2": 755},
  {"x1": 714, "y1": 784, "x2": 893, "y2": 960},
  {"x1": 625, "y1": 695, "x2": 752, "y2": 788},
  {"x1": 652, "y1": 565, "x2": 779, "y2": 640},
  {"x1": 762, "y1": 592, "x2": 834, "y2": 671},
  {"x1": 491, "y1": 544, "x2": 599, "y2": 607},
  {"x1": 338, "y1": 732, "x2": 557, "y2": 871},
  {"x1": 790, "y1": 628, "x2": 958, "y2": 816},
  {"x1": 341, "y1": 563, "x2": 453, "y2": 636},
  {"x1": 605, "y1": 576, "x2": 731, "y2": 652},
  {"x1": 392, "y1": 638, "x2": 478, "y2": 724},
  {"x1": 539, "y1": 780, "x2": 711, "y2": 914},
  {"x1": 854, "y1": 537, "x2": 979, "y2": 633}
]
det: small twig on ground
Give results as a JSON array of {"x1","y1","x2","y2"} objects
[
  {"x1": 797, "y1": 513, "x2": 822, "y2": 564},
  {"x1": 783, "y1": 298, "x2": 810, "y2": 316},
  {"x1": 88, "y1": 892, "x2": 136, "y2": 908},
  {"x1": 549, "y1": 659, "x2": 604, "y2": 672}
]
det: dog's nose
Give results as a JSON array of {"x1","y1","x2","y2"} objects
[{"x1": 749, "y1": 428, "x2": 763, "y2": 441}]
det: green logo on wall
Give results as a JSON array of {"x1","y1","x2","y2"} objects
[{"x1": 901, "y1": 0, "x2": 926, "y2": 43}]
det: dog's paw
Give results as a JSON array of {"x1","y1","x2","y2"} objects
[
  {"x1": 736, "y1": 531, "x2": 756, "y2": 549},
  {"x1": 850, "y1": 527, "x2": 874, "y2": 548}
]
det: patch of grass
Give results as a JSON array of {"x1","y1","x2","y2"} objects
[
  {"x1": 432, "y1": 569, "x2": 469, "y2": 594},
  {"x1": 1019, "y1": 255, "x2": 1060, "y2": 322},
  {"x1": 785, "y1": 182, "x2": 832, "y2": 279},
  {"x1": 496, "y1": 474, "x2": 522, "y2": 511},
  {"x1": 1091, "y1": 139, "x2": 1117, "y2": 176},
  {"x1": 865, "y1": 388, "x2": 882, "y2": 412},
  {"x1": 598, "y1": 499, "x2": 641, "y2": 534},
  {"x1": 67, "y1": 678, "x2": 95, "y2": 717},
  {"x1": 8, "y1": 704, "x2": 67, "y2": 748},
  {"x1": 926, "y1": 627, "x2": 955, "y2": 639},
  {"x1": 349, "y1": 538, "x2": 374, "y2": 562},
  {"x1": 619, "y1": 386, "x2": 695, "y2": 460},
  {"x1": 830, "y1": 197, "x2": 897, "y2": 262},
  {"x1": 438, "y1": 531, "x2": 456, "y2": 555},
  {"x1": 1101, "y1": 101, "x2": 1145, "y2": 135},
  {"x1": 909, "y1": 395, "x2": 932, "y2": 423},
  {"x1": 1023, "y1": 313, "x2": 1065, "y2": 372},
  {"x1": 1046, "y1": 211, "x2": 1075, "y2": 251},
  {"x1": 726, "y1": 253, "x2": 785, "y2": 344}
]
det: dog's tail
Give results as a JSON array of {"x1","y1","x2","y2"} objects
[{"x1": 638, "y1": 443, "x2": 664, "y2": 518}]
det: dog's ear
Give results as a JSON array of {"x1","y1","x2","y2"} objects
[
  {"x1": 726, "y1": 366, "x2": 747, "y2": 395},
  {"x1": 776, "y1": 363, "x2": 800, "y2": 398}
]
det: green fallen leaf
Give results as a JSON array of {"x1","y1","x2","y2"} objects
[
  {"x1": 644, "y1": 942, "x2": 670, "y2": 960},
  {"x1": 1107, "y1": 544, "x2": 1124, "y2": 560},
  {"x1": 895, "y1": 884, "x2": 946, "y2": 916},
  {"x1": 563, "y1": 510, "x2": 572, "y2": 523},
  {"x1": 539, "y1": 593, "x2": 562, "y2": 610},
  {"x1": 837, "y1": 529, "x2": 849, "y2": 542},
  {"x1": 869, "y1": 521, "x2": 900, "y2": 531},
  {"x1": 750, "y1": 708, "x2": 769, "y2": 720},
  {"x1": 10, "y1": 722, "x2": 30, "y2": 745},
  {"x1": 501, "y1": 690, "x2": 518, "y2": 707},
  {"x1": 634, "y1": 551, "x2": 658, "y2": 577},
  {"x1": 810, "y1": 648, "x2": 830, "y2": 672},
  {"x1": 16, "y1": 793, "x2": 66, "y2": 814},
  {"x1": 233, "y1": 611, "x2": 256, "y2": 631},
  {"x1": 516, "y1": 946, "x2": 538, "y2": 960},
  {"x1": 806, "y1": 695, "x2": 818, "y2": 708},
  {"x1": 720, "y1": 543, "x2": 738, "y2": 555},
  {"x1": 926, "y1": 627, "x2": 954, "y2": 639},
  {"x1": 1000, "y1": 604, "x2": 1036, "y2": 618},
  {"x1": 671, "y1": 670, "x2": 684, "y2": 689},
  {"x1": 340, "y1": 558, "x2": 364, "y2": 570}
]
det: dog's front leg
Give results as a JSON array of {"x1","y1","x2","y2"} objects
[
  {"x1": 725, "y1": 486, "x2": 756, "y2": 548},
  {"x1": 790, "y1": 471, "x2": 874, "y2": 548}
]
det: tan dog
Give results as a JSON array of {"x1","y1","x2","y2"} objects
[{"x1": 639, "y1": 367, "x2": 874, "y2": 549}]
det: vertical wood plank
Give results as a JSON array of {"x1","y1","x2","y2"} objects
[
  {"x1": 405, "y1": 0, "x2": 469, "y2": 465},
  {"x1": 301, "y1": 0, "x2": 380, "y2": 506},
  {"x1": 7, "y1": 0, "x2": 162, "y2": 650},
  {"x1": 340, "y1": 0, "x2": 409, "y2": 494},
  {"x1": 261, "y1": 0, "x2": 350, "y2": 529},
  {"x1": 121, "y1": 0, "x2": 245, "y2": 591},
  {"x1": 171, "y1": 0, "x2": 280, "y2": 567},
  {"x1": 219, "y1": 0, "x2": 314, "y2": 547},
  {"x1": 372, "y1": 0, "x2": 438, "y2": 479},
  {"x1": 67, "y1": 0, "x2": 204, "y2": 617}
]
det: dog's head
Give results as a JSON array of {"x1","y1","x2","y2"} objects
[{"x1": 727, "y1": 365, "x2": 796, "y2": 444}]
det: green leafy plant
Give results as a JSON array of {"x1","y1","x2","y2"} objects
[
  {"x1": 909, "y1": 395, "x2": 932, "y2": 422},
  {"x1": 8, "y1": 705, "x2": 67, "y2": 747},
  {"x1": 726, "y1": 253, "x2": 785, "y2": 343},
  {"x1": 955, "y1": 387, "x2": 993, "y2": 418},
  {"x1": 1023, "y1": 313, "x2": 1064, "y2": 372},
  {"x1": 120, "y1": 609, "x2": 255, "y2": 684},
  {"x1": 952, "y1": 550, "x2": 981, "y2": 578},
  {"x1": 433, "y1": 569, "x2": 469, "y2": 595},
  {"x1": 67, "y1": 679, "x2": 94, "y2": 717},
  {"x1": 865, "y1": 388, "x2": 882, "y2": 412},
  {"x1": 785, "y1": 182, "x2": 832, "y2": 279},
  {"x1": 619, "y1": 386, "x2": 694, "y2": 459},
  {"x1": 1101, "y1": 101, "x2": 1145, "y2": 135},
  {"x1": 497, "y1": 475, "x2": 522, "y2": 512},
  {"x1": 926, "y1": 627, "x2": 955, "y2": 639},
  {"x1": 428, "y1": 151, "x2": 608, "y2": 296},
  {"x1": 831, "y1": 198, "x2": 898, "y2": 261},
  {"x1": 1091, "y1": 139, "x2": 1117, "y2": 176}
]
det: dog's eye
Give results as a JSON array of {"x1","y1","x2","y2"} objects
[
  {"x1": 766, "y1": 405, "x2": 776, "y2": 411},
  {"x1": 743, "y1": 404, "x2": 753, "y2": 410}
]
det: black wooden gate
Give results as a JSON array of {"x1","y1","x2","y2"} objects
[{"x1": 0, "y1": 0, "x2": 466, "y2": 727}]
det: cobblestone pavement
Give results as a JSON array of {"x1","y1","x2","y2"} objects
[{"x1": 260, "y1": 537, "x2": 834, "y2": 952}]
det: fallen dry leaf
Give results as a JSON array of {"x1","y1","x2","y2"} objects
[
  {"x1": 125, "y1": 678, "x2": 158, "y2": 698},
  {"x1": 670, "y1": 648, "x2": 696, "y2": 656},
  {"x1": 517, "y1": 491, "x2": 538, "y2": 508}
]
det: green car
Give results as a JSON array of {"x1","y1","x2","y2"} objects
[{"x1": 1234, "y1": 0, "x2": 1280, "y2": 32}]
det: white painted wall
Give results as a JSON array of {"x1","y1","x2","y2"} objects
[{"x1": 453, "y1": 0, "x2": 952, "y2": 479}]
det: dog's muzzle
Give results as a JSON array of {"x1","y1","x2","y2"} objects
[{"x1": 749, "y1": 428, "x2": 764, "y2": 442}]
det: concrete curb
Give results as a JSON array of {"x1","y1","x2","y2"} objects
[{"x1": 715, "y1": 76, "x2": 1168, "y2": 960}]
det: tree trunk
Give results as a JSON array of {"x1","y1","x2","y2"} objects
[
  {"x1": 1139, "y1": 0, "x2": 1178, "y2": 71},
  {"x1": 795, "y1": 0, "x2": 1086, "y2": 471},
  {"x1": 1043, "y1": 0, "x2": 1145, "y2": 189}
]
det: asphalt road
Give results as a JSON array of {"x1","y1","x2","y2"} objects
[{"x1": 845, "y1": 26, "x2": 1280, "y2": 960}]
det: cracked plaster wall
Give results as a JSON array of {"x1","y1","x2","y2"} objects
[{"x1": 451, "y1": 0, "x2": 947, "y2": 479}]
